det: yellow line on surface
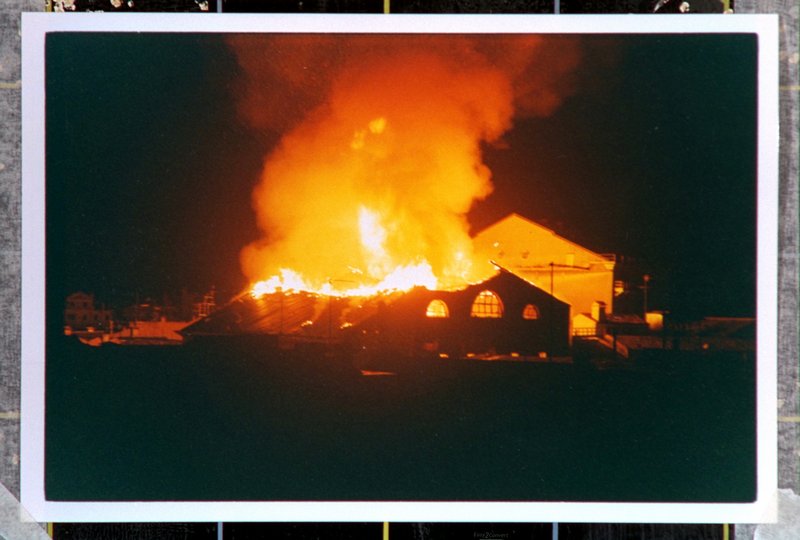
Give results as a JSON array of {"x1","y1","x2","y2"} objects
[
  {"x1": 383, "y1": 522, "x2": 389, "y2": 540},
  {"x1": 384, "y1": 0, "x2": 390, "y2": 14},
  {"x1": 779, "y1": 416, "x2": 800, "y2": 423},
  {"x1": 780, "y1": 85, "x2": 800, "y2": 91},
  {"x1": 0, "y1": 81, "x2": 21, "y2": 90},
  {"x1": 0, "y1": 411, "x2": 20, "y2": 420}
]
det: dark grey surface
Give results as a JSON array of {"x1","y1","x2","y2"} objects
[
  {"x1": 737, "y1": 0, "x2": 800, "y2": 534},
  {"x1": 0, "y1": 0, "x2": 40, "y2": 504},
  {"x1": 0, "y1": 0, "x2": 795, "y2": 535}
]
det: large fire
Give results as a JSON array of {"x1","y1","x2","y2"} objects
[
  {"x1": 250, "y1": 201, "x2": 444, "y2": 297},
  {"x1": 228, "y1": 35, "x2": 582, "y2": 299}
]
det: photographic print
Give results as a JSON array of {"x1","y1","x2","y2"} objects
[{"x1": 21, "y1": 13, "x2": 778, "y2": 522}]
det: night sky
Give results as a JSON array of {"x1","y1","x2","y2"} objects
[{"x1": 45, "y1": 31, "x2": 757, "y2": 320}]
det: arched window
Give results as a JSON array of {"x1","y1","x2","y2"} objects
[
  {"x1": 425, "y1": 299, "x2": 450, "y2": 318},
  {"x1": 522, "y1": 304, "x2": 540, "y2": 320},
  {"x1": 470, "y1": 290, "x2": 504, "y2": 318}
]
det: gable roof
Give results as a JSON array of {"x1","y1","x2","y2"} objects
[{"x1": 473, "y1": 213, "x2": 614, "y2": 266}]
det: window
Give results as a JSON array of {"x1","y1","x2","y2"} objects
[
  {"x1": 470, "y1": 290, "x2": 504, "y2": 318},
  {"x1": 425, "y1": 299, "x2": 450, "y2": 318},
  {"x1": 522, "y1": 304, "x2": 540, "y2": 320}
]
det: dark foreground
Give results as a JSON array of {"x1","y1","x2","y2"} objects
[{"x1": 45, "y1": 337, "x2": 756, "y2": 502}]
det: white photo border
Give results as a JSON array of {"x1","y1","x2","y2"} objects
[{"x1": 21, "y1": 12, "x2": 779, "y2": 524}]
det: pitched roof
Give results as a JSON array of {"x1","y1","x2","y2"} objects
[{"x1": 474, "y1": 213, "x2": 614, "y2": 264}]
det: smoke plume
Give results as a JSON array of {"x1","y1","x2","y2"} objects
[{"x1": 228, "y1": 34, "x2": 582, "y2": 293}]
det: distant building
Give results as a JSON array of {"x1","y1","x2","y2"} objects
[
  {"x1": 67, "y1": 287, "x2": 219, "y2": 346},
  {"x1": 193, "y1": 287, "x2": 217, "y2": 319},
  {"x1": 64, "y1": 292, "x2": 113, "y2": 332},
  {"x1": 120, "y1": 287, "x2": 217, "y2": 324},
  {"x1": 122, "y1": 299, "x2": 165, "y2": 324},
  {"x1": 605, "y1": 316, "x2": 755, "y2": 359},
  {"x1": 104, "y1": 287, "x2": 217, "y2": 345},
  {"x1": 76, "y1": 319, "x2": 192, "y2": 347}
]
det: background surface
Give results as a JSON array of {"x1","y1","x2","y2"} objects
[{"x1": 1, "y1": 0, "x2": 796, "y2": 539}]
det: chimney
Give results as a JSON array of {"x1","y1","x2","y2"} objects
[{"x1": 591, "y1": 301, "x2": 607, "y2": 322}]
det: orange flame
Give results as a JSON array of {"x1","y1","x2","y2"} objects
[
  {"x1": 250, "y1": 201, "x2": 441, "y2": 298},
  {"x1": 231, "y1": 36, "x2": 584, "y2": 299}
]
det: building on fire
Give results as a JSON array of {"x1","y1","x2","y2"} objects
[
  {"x1": 181, "y1": 267, "x2": 571, "y2": 360},
  {"x1": 181, "y1": 213, "x2": 624, "y2": 360},
  {"x1": 64, "y1": 292, "x2": 113, "y2": 333}
]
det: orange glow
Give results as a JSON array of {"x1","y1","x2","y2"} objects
[
  {"x1": 522, "y1": 303, "x2": 540, "y2": 320},
  {"x1": 250, "y1": 261, "x2": 438, "y2": 298},
  {"x1": 360, "y1": 370, "x2": 396, "y2": 377},
  {"x1": 232, "y1": 37, "x2": 584, "y2": 300},
  {"x1": 470, "y1": 290, "x2": 504, "y2": 318},
  {"x1": 358, "y1": 205, "x2": 389, "y2": 273},
  {"x1": 425, "y1": 299, "x2": 450, "y2": 318}
]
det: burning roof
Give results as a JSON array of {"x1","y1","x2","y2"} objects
[
  {"x1": 183, "y1": 268, "x2": 569, "y2": 347},
  {"x1": 181, "y1": 288, "x2": 399, "y2": 339}
]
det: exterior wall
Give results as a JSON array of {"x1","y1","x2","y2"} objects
[
  {"x1": 515, "y1": 268, "x2": 614, "y2": 322},
  {"x1": 573, "y1": 313, "x2": 597, "y2": 337},
  {"x1": 363, "y1": 271, "x2": 571, "y2": 359},
  {"x1": 473, "y1": 213, "x2": 615, "y2": 316}
]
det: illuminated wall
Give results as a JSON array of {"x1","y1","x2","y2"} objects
[{"x1": 473, "y1": 213, "x2": 615, "y2": 319}]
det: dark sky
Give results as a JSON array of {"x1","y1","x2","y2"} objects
[{"x1": 45, "y1": 31, "x2": 757, "y2": 318}]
